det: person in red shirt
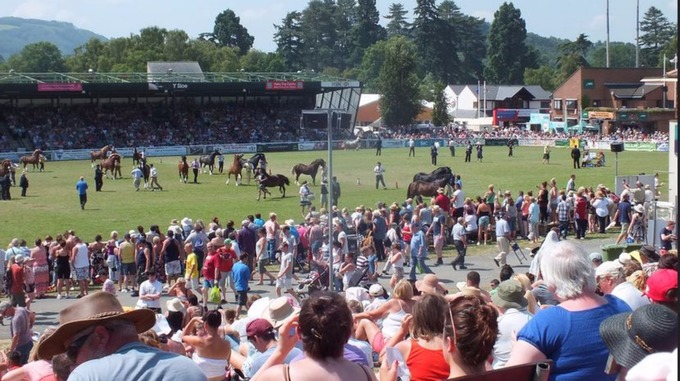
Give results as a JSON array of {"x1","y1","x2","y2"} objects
[
  {"x1": 215, "y1": 238, "x2": 238, "y2": 304},
  {"x1": 434, "y1": 187, "x2": 452, "y2": 228},
  {"x1": 200, "y1": 242, "x2": 220, "y2": 309},
  {"x1": 574, "y1": 189, "x2": 589, "y2": 239},
  {"x1": 10, "y1": 255, "x2": 27, "y2": 307}
]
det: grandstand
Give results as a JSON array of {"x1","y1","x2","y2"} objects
[{"x1": 0, "y1": 63, "x2": 362, "y2": 152}]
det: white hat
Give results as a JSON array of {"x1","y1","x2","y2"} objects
[
  {"x1": 595, "y1": 261, "x2": 623, "y2": 278},
  {"x1": 634, "y1": 204, "x2": 645, "y2": 214},
  {"x1": 14, "y1": 254, "x2": 25, "y2": 264},
  {"x1": 369, "y1": 284, "x2": 384, "y2": 297},
  {"x1": 166, "y1": 298, "x2": 186, "y2": 314}
]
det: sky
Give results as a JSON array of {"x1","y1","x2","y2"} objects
[{"x1": 0, "y1": 0, "x2": 677, "y2": 52}]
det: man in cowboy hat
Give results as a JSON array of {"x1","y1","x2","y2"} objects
[{"x1": 38, "y1": 292, "x2": 206, "y2": 380}]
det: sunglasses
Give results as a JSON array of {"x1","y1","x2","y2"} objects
[{"x1": 66, "y1": 327, "x2": 96, "y2": 360}]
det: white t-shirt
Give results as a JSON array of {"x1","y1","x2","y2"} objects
[
  {"x1": 137, "y1": 279, "x2": 163, "y2": 309},
  {"x1": 492, "y1": 307, "x2": 533, "y2": 369},
  {"x1": 73, "y1": 243, "x2": 90, "y2": 268},
  {"x1": 453, "y1": 189, "x2": 465, "y2": 209},
  {"x1": 611, "y1": 281, "x2": 650, "y2": 310},
  {"x1": 279, "y1": 252, "x2": 294, "y2": 279}
]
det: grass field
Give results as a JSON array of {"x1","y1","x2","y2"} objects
[{"x1": 0, "y1": 146, "x2": 669, "y2": 243}]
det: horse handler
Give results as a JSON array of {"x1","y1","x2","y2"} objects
[
  {"x1": 131, "y1": 166, "x2": 143, "y2": 191},
  {"x1": 149, "y1": 164, "x2": 163, "y2": 191}
]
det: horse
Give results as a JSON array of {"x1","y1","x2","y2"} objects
[
  {"x1": 132, "y1": 148, "x2": 142, "y2": 166},
  {"x1": 100, "y1": 153, "x2": 122, "y2": 179},
  {"x1": 0, "y1": 159, "x2": 18, "y2": 185},
  {"x1": 139, "y1": 163, "x2": 150, "y2": 189},
  {"x1": 200, "y1": 149, "x2": 221, "y2": 175},
  {"x1": 291, "y1": 158, "x2": 325, "y2": 185},
  {"x1": 90, "y1": 145, "x2": 112, "y2": 167},
  {"x1": 178, "y1": 155, "x2": 189, "y2": 183},
  {"x1": 412, "y1": 166, "x2": 454, "y2": 183},
  {"x1": 20, "y1": 149, "x2": 43, "y2": 171},
  {"x1": 226, "y1": 154, "x2": 244, "y2": 186},
  {"x1": 240, "y1": 153, "x2": 268, "y2": 185},
  {"x1": 406, "y1": 177, "x2": 451, "y2": 199},
  {"x1": 257, "y1": 173, "x2": 290, "y2": 200},
  {"x1": 343, "y1": 131, "x2": 363, "y2": 150},
  {"x1": 38, "y1": 154, "x2": 46, "y2": 172}
]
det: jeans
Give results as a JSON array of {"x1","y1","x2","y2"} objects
[
  {"x1": 408, "y1": 255, "x2": 433, "y2": 281},
  {"x1": 368, "y1": 254, "x2": 378, "y2": 275},
  {"x1": 576, "y1": 219, "x2": 588, "y2": 238},
  {"x1": 267, "y1": 239, "x2": 276, "y2": 262},
  {"x1": 559, "y1": 220, "x2": 570, "y2": 239}
]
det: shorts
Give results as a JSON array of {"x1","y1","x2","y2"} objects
[
  {"x1": 187, "y1": 278, "x2": 200, "y2": 290},
  {"x1": 165, "y1": 260, "x2": 181, "y2": 277},
  {"x1": 371, "y1": 331, "x2": 389, "y2": 353},
  {"x1": 75, "y1": 266, "x2": 89, "y2": 281},
  {"x1": 203, "y1": 279, "x2": 214, "y2": 289},
  {"x1": 218, "y1": 271, "x2": 233, "y2": 289},
  {"x1": 276, "y1": 277, "x2": 292, "y2": 290},
  {"x1": 257, "y1": 260, "x2": 267, "y2": 274},
  {"x1": 56, "y1": 264, "x2": 71, "y2": 280},
  {"x1": 507, "y1": 218, "x2": 516, "y2": 232},
  {"x1": 392, "y1": 267, "x2": 404, "y2": 280},
  {"x1": 479, "y1": 216, "x2": 490, "y2": 228},
  {"x1": 620, "y1": 222, "x2": 630, "y2": 231},
  {"x1": 236, "y1": 290, "x2": 248, "y2": 306},
  {"x1": 121, "y1": 262, "x2": 136, "y2": 276}
]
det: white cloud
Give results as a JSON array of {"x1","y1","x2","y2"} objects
[
  {"x1": 470, "y1": 10, "x2": 494, "y2": 22},
  {"x1": 669, "y1": 0, "x2": 677, "y2": 12}
]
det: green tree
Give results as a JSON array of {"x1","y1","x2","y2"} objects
[
  {"x1": 274, "y1": 11, "x2": 305, "y2": 71},
  {"x1": 557, "y1": 33, "x2": 592, "y2": 67},
  {"x1": 66, "y1": 38, "x2": 107, "y2": 72},
  {"x1": 484, "y1": 2, "x2": 536, "y2": 84},
  {"x1": 357, "y1": 39, "x2": 389, "y2": 92},
  {"x1": 210, "y1": 9, "x2": 254, "y2": 55},
  {"x1": 300, "y1": 0, "x2": 341, "y2": 71},
  {"x1": 524, "y1": 65, "x2": 557, "y2": 91},
  {"x1": 6, "y1": 42, "x2": 66, "y2": 72},
  {"x1": 412, "y1": 0, "x2": 460, "y2": 83},
  {"x1": 431, "y1": 82, "x2": 451, "y2": 127},
  {"x1": 164, "y1": 30, "x2": 191, "y2": 62},
  {"x1": 377, "y1": 36, "x2": 422, "y2": 128},
  {"x1": 438, "y1": 0, "x2": 483, "y2": 82},
  {"x1": 384, "y1": 3, "x2": 410, "y2": 37},
  {"x1": 588, "y1": 42, "x2": 636, "y2": 68},
  {"x1": 639, "y1": 6, "x2": 675, "y2": 67},
  {"x1": 658, "y1": 34, "x2": 677, "y2": 69},
  {"x1": 347, "y1": 0, "x2": 386, "y2": 67}
]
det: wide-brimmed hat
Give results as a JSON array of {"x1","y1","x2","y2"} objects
[
  {"x1": 38, "y1": 292, "x2": 155, "y2": 358},
  {"x1": 600, "y1": 304, "x2": 678, "y2": 368},
  {"x1": 491, "y1": 279, "x2": 528, "y2": 310},
  {"x1": 285, "y1": 219, "x2": 296, "y2": 227},
  {"x1": 416, "y1": 274, "x2": 447, "y2": 295},
  {"x1": 639, "y1": 245, "x2": 660, "y2": 262},
  {"x1": 634, "y1": 204, "x2": 645, "y2": 214},
  {"x1": 261, "y1": 296, "x2": 300, "y2": 328},
  {"x1": 369, "y1": 284, "x2": 385, "y2": 297},
  {"x1": 166, "y1": 298, "x2": 186, "y2": 314}
]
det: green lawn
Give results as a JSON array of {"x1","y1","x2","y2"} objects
[{"x1": 0, "y1": 146, "x2": 668, "y2": 242}]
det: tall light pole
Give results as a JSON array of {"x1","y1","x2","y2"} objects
[
  {"x1": 636, "y1": 0, "x2": 640, "y2": 67},
  {"x1": 606, "y1": 0, "x2": 610, "y2": 68}
]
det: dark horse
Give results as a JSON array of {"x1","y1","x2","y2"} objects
[
  {"x1": 241, "y1": 153, "x2": 268, "y2": 185},
  {"x1": 257, "y1": 173, "x2": 290, "y2": 200},
  {"x1": 101, "y1": 153, "x2": 122, "y2": 179},
  {"x1": 139, "y1": 163, "x2": 150, "y2": 189},
  {"x1": 291, "y1": 158, "x2": 325, "y2": 186},
  {"x1": 406, "y1": 177, "x2": 451, "y2": 199},
  {"x1": 90, "y1": 145, "x2": 112, "y2": 167},
  {"x1": 200, "y1": 150, "x2": 220, "y2": 175},
  {"x1": 20, "y1": 149, "x2": 44, "y2": 171},
  {"x1": 412, "y1": 166, "x2": 454, "y2": 183},
  {"x1": 132, "y1": 148, "x2": 142, "y2": 166},
  {"x1": 178, "y1": 155, "x2": 189, "y2": 183}
]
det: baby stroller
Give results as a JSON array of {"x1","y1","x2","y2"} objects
[
  {"x1": 296, "y1": 266, "x2": 329, "y2": 299},
  {"x1": 90, "y1": 249, "x2": 107, "y2": 284}
]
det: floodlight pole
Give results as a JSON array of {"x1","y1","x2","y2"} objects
[
  {"x1": 326, "y1": 109, "x2": 334, "y2": 292},
  {"x1": 615, "y1": 151, "x2": 619, "y2": 179}
]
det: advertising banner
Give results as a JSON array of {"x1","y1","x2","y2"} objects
[
  {"x1": 485, "y1": 139, "x2": 510, "y2": 146},
  {"x1": 264, "y1": 80, "x2": 304, "y2": 91},
  {"x1": 37, "y1": 83, "x2": 83, "y2": 92},
  {"x1": 623, "y1": 142, "x2": 657, "y2": 152},
  {"x1": 213, "y1": 144, "x2": 257, "y2": 154},
  {"x1": 257, "y1": 143, "x2": 298, "y2": 152}
]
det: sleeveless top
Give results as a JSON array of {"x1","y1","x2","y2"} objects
[
  {"x1": 283, "y1": 362, "x2": 372, "y2": 381},
  {"x1": 407, "y1": 339, "x2": 450, "y2": 381},
  {"x1": 382, "y1": 302, "x2": 407, "y2": 338},
  {"x1": 136, "y1": 247, "x2": 147, "y2": 268},
  {"x1": 164, "y1": 239, "x2": 179, "y2": 262}
]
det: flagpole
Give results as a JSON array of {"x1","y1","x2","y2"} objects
[{"x1": 477, "y1": 80, "x2": 480, "y2": 119}]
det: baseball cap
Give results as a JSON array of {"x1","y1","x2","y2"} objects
[
  {"x1": 589, "y1": 252, "x2": 603, "y2": 262},
  {"x1": 645, "y1": 269, "x2": 678, "y2": 303},
  {"x1": 369, "y1": 284, "x2": 384, "y2": 297},
  {"x1": 246, "y1": 318, "x2": 275, "y2": 338},
  {"x1": 595, "y1": 261, "x2": 623, "y2": 279}
]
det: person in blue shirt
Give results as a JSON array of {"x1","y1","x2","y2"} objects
[
  {"x1": 75, "y1": 176, "x2": 88, "y2": 210},
  {"x1": 232, "y1": 253, "x2": 250, "y2": 317},
  {"x1": 408, "y1": 223, "x2": 433, "y2": 281}
]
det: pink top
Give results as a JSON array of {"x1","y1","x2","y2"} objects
[{"x1": 30, "y1": 247, "x2": 48, "y2": 267}]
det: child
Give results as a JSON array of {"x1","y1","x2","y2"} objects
[
  {"x1": 388, "y1": 242, "x2": 405, "y2": 289},
  {"x1": 99, "y1": 269, "x2": 116, "y2": 295},
  {"x1": 184, "y1": 243, "x2": 200, "y2": 293},
  {"x1": 489, "y1": 279, "x2": 500, "y2": 296},
  {"x1": 338, "y1": 253, "x2": 356, "y2": 291}
]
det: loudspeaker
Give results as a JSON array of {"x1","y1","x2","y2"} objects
[{"x1": 610, "y1": 142, "x2": 624, "y2": 153}]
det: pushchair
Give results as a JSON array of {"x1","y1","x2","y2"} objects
[
  {"x1": 296, "y1": 266, "x2": 329, "y2": 299},
  {"x1": 90, "y1": 249, "x2": 107, "y2": 284}
]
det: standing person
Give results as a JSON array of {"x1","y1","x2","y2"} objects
[
  {"x1": 94, "y1": 164, "x2": 103, "y2": 192},
  {"x1": 542, "y1": 144, "x2": 550, "y2": 164},
  {"x1": 131, "y1": 166, "x2": 143, "y2": 192},
  {"x1": 430, "y1": 143, "x2": 438, "y2": 165},
  {"x1": 372, "y1": 210, "x2": 388, "y2": 262},
  {"x1": 507, "y1": 140, "x2": 514, "y2": 156},
  {"x1": 255, "y1": 228, "x2": 276, "y2": 286},
  {"x1": 0, "y1": 302, "x2": 33, "y2": 365},
  {"x1": 149, "y1": 163, "x2": 163, "y2": 191},
  {"x1": 9, "y1": 255, "x2": 26, "y2": 307},
  {"x1": 136, "y1": 271, "x2": 162, "y2": 313},
  {"x1": 408, "y1": 223, "x2": 433, "y2": 281},
  {"x1": 464, "y1": 141, "x2": 472, "y2": 162},
  {"x1": 71, "y1": 237, "x2": 90, "y2": 298},
  {"x1": 264, "y1": 212, "x2": 280, "y2": 264},
  {"x1": 494, "y1": 213, "x2": 511, "y2": 267},
  {"x1": 216, "y1": 238, "x2": 237, "y2": 304},
  {"x1": 331, "y1": 176, "x2": 341, "y2": 206},
  {"x1": 54, "y1": 241, "x2": 72, "y2": 300},
  {"x1": 232, "y1": 253, "x2": 250, "y2": 316},
  {"x1": 162, "y1": 231, "x2": 184, "y2": 287},
  {"x1": 628, "y1": 204, "x2": 647, "y2": 244},
  {"x1": 299, "y1": 181, "x2": 313, "y2": 217},
  {"x1": 185, "y1": 224, "x2": 208, "y2": 270},
  {"x1": 614, "y1": 194, "x2": 633, "y2": 244},
  {"x1": 574, "y1": 190, "x2": 589, "y2": 240},
  {"x1": 0, "y1": 174, "x2": 11, "y2": 200},
  {"x1": 119, "y1": 233, "x2": 137, "y2": 294},
  {"x1": 375, "y1": 135, "x2": 382, "y2": 156},
  {"x1": 275, "y1": 242, "x2": 297, "y2": 300},
  {"x1": 373, "y1": 162, "x2": 386, "y2": 190},
  {"x1": 571, "y1": 144, "x2": 581, "y2": 169},
  {"x1": 191, "y1": 157, "x2": 200, "y2": 183},
  {"x1": 660, "y1": 220, "x2": 676, "y2": 252},
  {"x1": 19, "y1": 171, "x2": 28, "y2": 197},
  {"x1": 408, "y1": 137, "x2": 416, "y2": 157},
  {"x1": 566, "y1": 174, "x2": 576, "y2": 193},
  {"x1": 448, "y1": 138, "x2": 456, "y2": 157},
  {"x1": 75, "y1": 176, "x2": 88, "y2": 210},
  {"x1": 450, "y1": 217, "x2": 468, "y2": 270},
  {"x1": 217, "y1": 154, "x2": 224, "y2": 174},
  {"x1": 30, "y1": 239, "x2": 49, "y2": 298},
  {"x1": 427, "y1": 206, "x2": 445, "y2": 266},
  {"x1": 320, "y1": 180, "x2": 328, "y2": 210},
  {"x1": 476, "y1": 142, "x2": 484, "y2": 162},
  {"x1": 201, "y1": 242, "x2": 219, "y2": 309},
  {"x1": 556, "y1": 194, "x2": 570, "y2": 239}
]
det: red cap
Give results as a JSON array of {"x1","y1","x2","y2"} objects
[
  {"x1": 645, "y1": 269, "x2": 678, "y2": 303},
  {"x1": 246, "y1": 318, "x2": 274, "y2": 338}
]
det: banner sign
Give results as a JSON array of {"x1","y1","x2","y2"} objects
[
  {"x1": 623, "y1": 142, "x2": 657, "y2": 151},
  {"x1": 485, "y1": 139, "x2": 510, "y2": 146},
  {"x1": 213, "y1": 144, "x2": 257, "y2": 154},
  {"x1": 588, "y1": 111, "x2": 615, "y2": 119},
  {"x1": 257, "y1": 143, "x2": 298, "y2": 152},
  {"x1": 265, "y1": 80, "x2": 304, "y2": 91},
  {"x1": 320, "y1": 81, "x2": 361, "y2": 88},
  {"x1": 37, "y1": 83, "x2": 83, "y2": 92}
]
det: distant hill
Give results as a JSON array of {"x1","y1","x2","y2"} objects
[{"x1": 0, "y1": 17, "x2": 107, "y2": 61}]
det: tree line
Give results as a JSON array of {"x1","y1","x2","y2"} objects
[{"x1": 0, "y1": 1, "x2": 675, "y2": 127}]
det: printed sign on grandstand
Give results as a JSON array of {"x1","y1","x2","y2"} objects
[
  {"x1": 265, "y1": 80, "x2": 304, "y2": 91},
  {"x1": 213, "y1": 144, "x2": 257, "y2": 154},
  {"x1": 37, "y1": 83, "x2": 83, "y2": 92},
  {"x1": 320, "y1": 81, "x2": 361, "y2": 88}
]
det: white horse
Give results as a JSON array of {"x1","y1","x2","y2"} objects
[{"x1": 343, "y1": 133, "x2": 362, "y2": 150}]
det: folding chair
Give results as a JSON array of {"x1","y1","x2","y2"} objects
[
  {"x1": 510, "y1": 241, "x2": 528, "y2": 264},
  {"x1": 348, "y1": 266, "x2": 370, "y2": 288}
]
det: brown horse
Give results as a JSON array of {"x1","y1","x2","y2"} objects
[
  {"x1": 132, "y1": 148, "x2": 142, "y2": 166},
  {"x1": 90, "y1": 145, "x2": 112, "y2": 167},
  {"x1": 101, "y1": 153, "x2": 121, "y2": 179},
  {"x1": 291, "y1": 158, "x2": 325, "y2": 185},
  {"x1": 178, "y1": 155, "x2": 189, "y2": 183},
  {"x1": 406, "y1": 177, "x2": 451, "y2": 199},
  {"x1": 256, "y1": 173, "x2": 290, "y2": 200},
  {"x1": 0, "y1": 159, "x2": 18, "y2": 184},
  {"x1": 20, "y1": 149, "x2": 43, "y2": 171},
  {"x1": 226, "y1": 154, "x2": 244, "y2": 185}
]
